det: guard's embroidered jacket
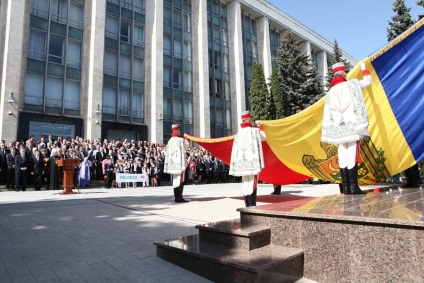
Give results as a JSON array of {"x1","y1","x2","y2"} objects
[
  {"x1": 164, "y1": 136, "x2": 188, "y2": 174},
  {"x1": 229, "y1": 124, "x2": 266, "y2": 176},
  {"x1": 321, "y1": 76, "x2": 372, "y2": 144}
]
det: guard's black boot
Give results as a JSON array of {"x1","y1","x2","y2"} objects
[
  {"x1": 179, "y1": 184, "x2": 189, "y2": 202},
  {"x1": 340, "y1": 167, "x2": 350, "y2": 194},
  {"x1": 348, "y1": 165, "x2": 366, "y2": 194},
  {"x1": 244, "y1": 195, "x2": 249, "y2": 207},
  {"x1": 174, "y1": 186, "x2": 180, "y2": 202},
  {"x1": 249, "y1": 189, "x2": 257, "y2": 207},
  {"x1": 275, "y1": 185, "x2": 281, "y2": 195}
]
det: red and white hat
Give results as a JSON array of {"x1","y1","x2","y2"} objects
[
  {"x1": 241, "y1": 110, "x2": 251, "y2": 119},
  {"x1": 171, "y1": 124, "x2": 180, "y2": 130},
  {"x1": 331, "y1": 62, "x2": 346, "y2": 74}
]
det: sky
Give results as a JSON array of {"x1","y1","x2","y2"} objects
[{"x1": 267, "y1": 0, "x2": 422, "y2": 60}]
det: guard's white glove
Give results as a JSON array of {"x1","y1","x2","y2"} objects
[
  {"x1": 255, "y1": 121, "x2": 260, "y2": 127},
  {"x1": 360, "y1": 61, "x2": 366, "y2": 71}
]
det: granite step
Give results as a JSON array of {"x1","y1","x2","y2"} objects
[
  {"x1": 155, "y1": 234, "x2": 304, "y2": 283},
  {"x1": 196, "y1": 219, "x2": 271, "y2": 251}
]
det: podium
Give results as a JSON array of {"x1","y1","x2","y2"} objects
[{"x1": 58, "y1": 158, "x2": 80, "y2": 194}]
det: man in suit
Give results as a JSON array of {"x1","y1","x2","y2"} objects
[
  {"x1": 31, "y1": 150, "x2": 44, "y2": 190},
  {"x1": 104, "y1": 158, "x2": 114, "y2": 189},
  {"x1": 15, "y1": 148, "x2": 31, "y2": 192},
  {"x1": 0, "y1": 143, "x2": 9, "y2": 185},
  {"x1": 6, "y1": 147, "x2": 16, "y2": 190}
]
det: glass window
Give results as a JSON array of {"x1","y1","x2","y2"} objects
[
  {"x1": 163, "y1": 97, "x2": 172, "y2": 120},
  {"x1": 46, "y1": 77, "x2": 63, "y2": 107},
  {"x1": 183, "y1": 13, "x2": 191, "y2": 32},
  {"x1": 120, "y1": 0, "x2": 132, "y2": 10},
  {"x1": 118, "y1": 90, "x2": 130, "y2": 115},
  {"x1": 103, "y1": 87, "x2": 117, "y2": 114},
  {"x1": 119, "y1": 53, "x2": 131, "y2": 79},
  {"x1": 104, "y1": 50, "x2": 118, "y2": 76},
  {"x1": 173, "y1": 100, "x2": 183, "y2": 121},
  {"x1": 221, "y1": 29, "x2": 228, "y2": 47},
  {"x1": 223, "y1": 54, "x2": 229, "y2": 73},
  {"x1": 183, "y1": 41, "x2": 191, "y2": 61},
  {"x1": 133, "y1": 58, "x2": 144, "y2": 81},
  {"x1": 28, "y1": 29, "x2": 46, "y2": 60},
  {"x1": 214, "y1": 51, "x2": 221, "y2": 69},
  {"x1": 226, "y1": 109, "x2": 231, "y2": 129},
  {"x1": 173, "y1": 38, "x2": 182, "y2": 59},
  {"x1": 66, "y1": 40, "x2": 82, "y2": 68},
  {"x1": 50, "y1": 0, "x2": 68, "y2": 24},
  {"x1": 134, "y1": 0, "x2": 145, "y2": 14},
  {"x1": 224, "y1": 81, "x2": 230, "y2": 100},
  {"x1": 106, "y1": 15, "x2": 119, "y2": 39},
  {"x1": 213, "y1": 26, "x2": 220, "y2": 43},
  {"x1": 183, "y1": 71, "x2": 191, "y2": 92},
  {"x1": 69, "y1": 2, "x2": 84, "y2": 29},
  {"x1": 184, "y1": 100, "x2": 192, "y2": 123},
  {"x1": 163, "y1": 65, "x2": 171, "y2": 87},
  {"x1": 48, "y1": 35, "x2": 65, "y2": 64},
  {"x1": 173, "y1": 68, "x2": 181, "y2": 89},
  {"x1": 25, "y1": 73, "x2": 44, "y2": 105},
  {"x1": 214, "y1": 78, "x2": 221, "y2": 98},
  {"x1": 120, "y1": 19, "x2": 131, "y2": 43},
  {"x1": 31, "y1": 0, "x2": 49, "y2": 18},
  {"x1": 164, "y1": 6, "x2": 172, "y2": 25},
  {"x1": 134, "y1": 24, "x2": 144, "y2": 47},
  {"x1": 64, "y1": 80, "x2": 80, "y2": 110},
  {"x1": 132, "y1": 92, "x2": 143, "y2": 118},
  {"x1": 173, "y1": 9, "x2": 182, "y2": 29},
  {"x1": 164, "y1": 35, "x2": 171, "y2": 55}
]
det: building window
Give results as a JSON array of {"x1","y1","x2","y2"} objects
[
  {"x1": 132, "y1": 92, "x2": 143, "y2": 118},
  {"x1": 24, "y1": 73, "x2": 44, "y2": 106},
  {"x1": 104, "y1": 50, "x2": 118, "y2": 76},
  {"x1": 66, "y1": 40, "x2": 82, "y2": 68},
  {"x1": 31, "y1": 0, "x2": 49, "y2": 19},
  {"x1": 134, "y1": 24, "x2": 144, "y2": 47},
  {"x1": 48, "y1": 35, "x2": 65, "y2": 64},
  {"x1": 64, "y1": 80, "x2": 80, "y2": 110},
  {"x1": 46, "y1": 77, "x2": 63, "y2": 108},
  {"x1": 133, "y1": 58, "x2": 144, "y2": 82},
  {"x1": 28, "y1": 29, "x2": 46, "y2": 60},
  {"x1": 120, "y1": 19, "x2": 132, "y2": 43},
  {"x1": 119, "y1": 53, "x2": 131, "y2": 79},
  {"x1": 118, "y1": 90, "x2": 130, "y2": 116},
  {"x1": 173, "y1": 68, "x2": 181, "y2": 90},
  {"x1": 50, "y1": 0, "x2": 68, "y2": 24},
  {"x1": 106, "y1": 15, "x2": 119, "y2": 39},
  {"x1": 103, "y1": 87, "x2": 117, "y2": 115},
  {"x1": 69, "y1": 2, "x2": 84, "y2": 29}
]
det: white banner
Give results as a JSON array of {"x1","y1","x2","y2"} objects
[{"x1": 115, "y1": 173, "x2": 147, "y2": 182}]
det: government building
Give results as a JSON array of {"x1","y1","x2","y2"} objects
[{"x1": 0, "y1": 0, "x2": 356, "y2": 143}]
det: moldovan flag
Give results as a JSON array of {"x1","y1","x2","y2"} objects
[{"x1": 186, "y1": 18, "x2": 424, "y2": 185}]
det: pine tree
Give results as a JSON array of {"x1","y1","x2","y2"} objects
[
  {"x1": 249, "y1": 62, "x2": 269, "y2": 121},
  {"x1": 418, "y1": 0, "x2": 424, "y2": 20},
  {"x1": 270, "y1": 67, "x2": 283, "y2": 119},
  {"x1": 325, "y1": 39, "x2": 352, "y2": 90},
  {"x1": 387, "y1": 0, "x2": 415, "y2": 41},
  {"x1": 274, "y1": 31, "x2": 324, "y2": 117}
]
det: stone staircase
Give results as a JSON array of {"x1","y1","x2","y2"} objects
[{"x1": 154, "y1": 219, "x2": 304, "y2": 283}]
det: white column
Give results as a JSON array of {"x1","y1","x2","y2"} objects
[
  {"x1": 82, "y1": 0, "x2": 106, "y2": 140},
  {"x1": 0, "y1": 0, "x2": 27, "y2": 142},
  {"x1": 227, "y1": 0, "x2": 245, "y2": 132},
  {"x1": 256, "y1": 16, "x2": 272, "y2": 84},
  {"x1": 317, "y1": 51, "x2": 328, "y2": 86},
  {"x1": 144, "y1": 0, "x2": 163, "y2": 143},
  {"x1": 300, "y1": 41, "x2": 311, "y2": 58},
  {"x1": 192, "y1": 0, "x2": 210, "y2": 138}
]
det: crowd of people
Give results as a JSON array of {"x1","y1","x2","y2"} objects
[{"x1": 0, "y1": 134, "x2": 235, "y2": 192}]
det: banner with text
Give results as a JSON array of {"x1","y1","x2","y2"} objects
[{"x1": 115, "y1": 173, "x2": 147, "y2": 182}]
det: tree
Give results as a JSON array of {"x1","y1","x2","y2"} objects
[
  {"x1": 418, "y1": 0, "x2": 424, "y2": 20},
  {"x1": 274, "y1": 31, "x2": 324, "y2": 117},
  {"x1": 249, "y1": 62, "x2": 269, "y2": 121},
  {"x1": 270, "y1": 67, "x2": 283, "y2": 119},
  {"x1": 387, "y1": 0, "x2": 415, "y2": 41},
  {"x1": 325, "y1": 39, "x2": 352, "y2": 90}
]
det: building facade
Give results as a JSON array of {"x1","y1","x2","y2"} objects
[{"x1": 0, "y1": 0, "x2": 357, "y2": 143}]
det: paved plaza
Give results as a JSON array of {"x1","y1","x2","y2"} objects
[{"x1": 0, "y1": 182, "x2": 342, "y2": 282}]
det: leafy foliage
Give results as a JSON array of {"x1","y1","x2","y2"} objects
[
  {"x1": 249, "y1": 62, "x2": 269, "y2": 121},
  {"x1": 387, "y1": 0, "x2": 415, "y2": 41},
  {"x1": 274, "y1": 31, "x2": 324, "y2": 117},
  {"x1": 270, "y1": 67, "x2": 283, "y2": 119}
]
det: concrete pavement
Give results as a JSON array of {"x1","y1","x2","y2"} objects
[{"x1": 0, "y1": 182, "x2": 350, "y2": 282}]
